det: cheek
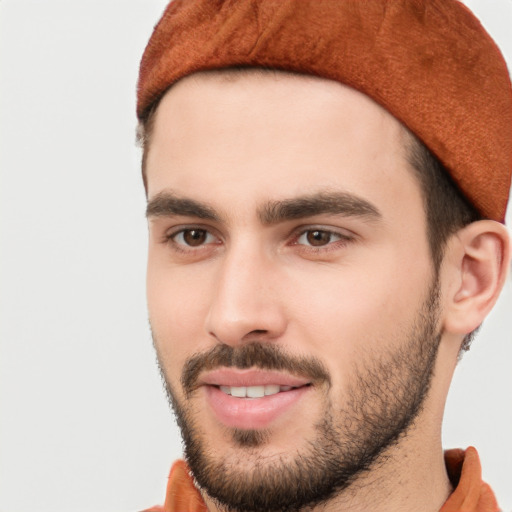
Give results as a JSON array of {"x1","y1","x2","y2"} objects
[
  {"x1": 283, "y1": 250, "x2": 432, "y2": 376},
  {"x1": 147, "y1": 252, "x2": 214, "y2": 378}
]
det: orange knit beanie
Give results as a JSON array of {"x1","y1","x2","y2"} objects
[{"x1": 137, "y1": 0, "x2": 512, "y2": 221}]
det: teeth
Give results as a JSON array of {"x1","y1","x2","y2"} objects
[
  {"x1": 219, "y1": 384, "x2": 294, "y2": 398},
  {"x1": 265, "y1": 384, "x2": 280, "y2": 396},
  {"x1": 247, "y1": 385, "x2": 265, "y2": 398},
  {"x1": 231, "y1": 386, "x2": 246, "y2": 398}
]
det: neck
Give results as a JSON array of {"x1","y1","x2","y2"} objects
[{"x1": 316, "y1": 429, "x2": 452, "y2": 512}]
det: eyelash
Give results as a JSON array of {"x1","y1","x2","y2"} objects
[{"x1": 163, "y1": 225, "x2": 355, "y2": 255}]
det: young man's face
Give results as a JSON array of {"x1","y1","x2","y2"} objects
[{"x1": 145, "y1": 72, "x2": 443, "y2": 510}]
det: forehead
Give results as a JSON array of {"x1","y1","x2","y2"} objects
[{"x1": 145, "y1": 70, "x2": 423, "y2": 225}]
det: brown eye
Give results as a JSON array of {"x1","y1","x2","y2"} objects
[
  {"x1": 182, "y1": 229, "x2": 208, "y2": 246},
  {"x1": 171, "y1": 228, "x2": 216, "y2": 248},
  {"x1": 168, "y1": 227, "x2": 219, "y2": 253},
  {"x1": 305, "y1": 230, "x2": 334, "y2": 246}
]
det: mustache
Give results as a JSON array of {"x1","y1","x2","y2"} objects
[{"x1": 181, "y1": 343, "x2": 331, "y2": 396}]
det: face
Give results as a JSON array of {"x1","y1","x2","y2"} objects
[{"x1": 145, "y1": 72, "x2": 441, "y2": 512}]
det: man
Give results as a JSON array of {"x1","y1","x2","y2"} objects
[{"x1": 137, "y1": 1, "x2": 511, "y2": 511}]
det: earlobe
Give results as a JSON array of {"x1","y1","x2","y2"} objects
[{"x1": 443, "y1": 220, "x2": 510, "y2": 335}]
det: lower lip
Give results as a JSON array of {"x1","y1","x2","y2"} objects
[{"x1": 205, "y1": 385, "x2": 310, "y2": 430}]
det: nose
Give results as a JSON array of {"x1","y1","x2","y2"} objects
[{"x1": 204, "y1": 242, "x2": 287, "y2": 346}]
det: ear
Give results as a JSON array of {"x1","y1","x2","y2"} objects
[{"x1": 442, "y1": 220, "x2": 510, "y2": 336}]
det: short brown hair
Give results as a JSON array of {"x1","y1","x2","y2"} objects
[{"x1": 405, "y1": 132, "x2": 483, "y2": 271}]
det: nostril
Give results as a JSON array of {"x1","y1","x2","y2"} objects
[{"x1": 240, "y1": 329, "x2": 270, "y2": 342}]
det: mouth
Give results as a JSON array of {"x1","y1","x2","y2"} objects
[{"x1": 199, "y1": 369, "x2": 313, "y2": 429}]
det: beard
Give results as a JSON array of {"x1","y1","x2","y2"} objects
[{"x1": 155, "y1": 278, "x2": 442, "y2": 512}]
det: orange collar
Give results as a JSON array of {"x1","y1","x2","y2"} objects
[{"x1": 440, "y1": 446, "x2": 499, "y2": 512}]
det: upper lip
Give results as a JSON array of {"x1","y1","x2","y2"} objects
[{"x1": 199, "y1": 368, "x2": 311, "y2": 388}]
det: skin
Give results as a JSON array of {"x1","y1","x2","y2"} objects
[{"x1": 145, "y1": 71, "x2": 510, "y2": 511}]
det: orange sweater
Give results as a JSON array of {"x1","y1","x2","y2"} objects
[{"x1": 143, "y1": 446, "x2": 499, "y2": 512}]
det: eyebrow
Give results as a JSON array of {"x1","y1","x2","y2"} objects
[
  {"x1": 146, "y1": 190, "x2": 381, "y2": 225},
  {"x1": 146, "y1": 192, "x2": 220, "y2": 221},
  {"x1": 259, "y1": 192, "x2": 381, "y2": 225}
]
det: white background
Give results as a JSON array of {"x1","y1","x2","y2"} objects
[{"x1": 0, "y1": 1, "x2": 511, "y2": 511}]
